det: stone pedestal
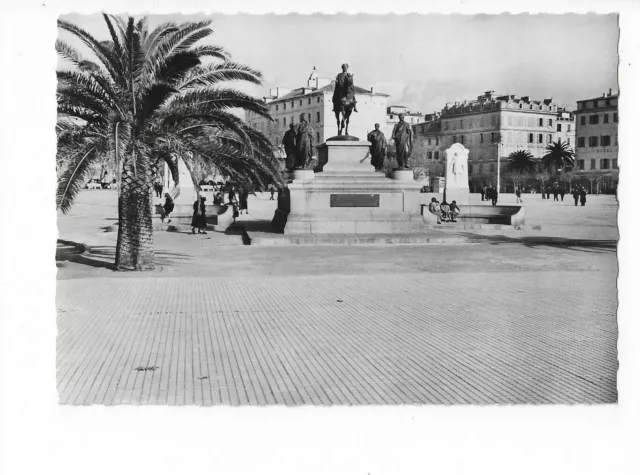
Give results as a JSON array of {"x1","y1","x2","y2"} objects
[
  {"x1": 273, "y1": 139, "x2": 425, "y2": 235},
  {"x1": 443, "y1": 143, "x2": 471, "y2": 206}
]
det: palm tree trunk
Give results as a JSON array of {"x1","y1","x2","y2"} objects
[{"x1": 115, "y1": 157, "x2": 155, "y2": 270}]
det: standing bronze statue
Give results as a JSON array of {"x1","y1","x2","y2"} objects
[
  {"x1": 282, "y1": 123, "x2": 296, "y2": 172},
  {"x1": 392, "y1": 113, "x2": 413, "y2": 169},
  {"x1": 295, "y1": 113, "x2": 314, "y2": 169},
  {"x1": 367, "y1": 123, "x2": 387, "y2": 171},
  {"x1": 332, "y1": 63, "x2": 358, "y2": 136}
]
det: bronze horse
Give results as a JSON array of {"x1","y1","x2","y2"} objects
[{"x1": 332, "y1": 73, "x2": 357, "y2": 136}]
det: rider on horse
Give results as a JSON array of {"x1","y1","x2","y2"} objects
[{"x1": 332, "y1": 63, "x2": 358, "y2": 135}]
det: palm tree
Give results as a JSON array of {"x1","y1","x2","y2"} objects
[
  {"x1": 56, "y1": 15, "x2": 282, "y2": 270},
  {"x1": 506, "y1": 149, "x2": 537, "y2": 175},
  {"x1": 542, "y1": 140, "x2": 575, "y2": 180}
]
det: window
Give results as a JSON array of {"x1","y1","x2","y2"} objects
[
  {"x1": 316, "y1": 132, "x2": 320, "y2": 142},
  {"x1": 452, "y1": 135, "x2": 457, "y2": 144},
  {"x1": 299, "y1": 100, "x2": 302, "y2": 106},
  {"x1": 307, "y1": 113, "x2": 311, "y2": 122},
  {"x1": 593, "y1": 101, "x2": 598, "y2": 108},
  {"x1": 568, "y1": 125, "x2": 571, "y2": 132},
  {"x1": 460, "y1": 119, "x2": 463, "y2": 128},
  {"x1": 276, "y1": 105, "x2": 279, "y2": 111},
  {"x1": 613, "y1": 159, "x2": 618, "y2": 169},
  {"x1": 578, "y1": 160, "x2": 585, "y2": 170},
  {"x1": 283, "y1": 118, "x2": 286, "y2": 126},
  {"x1": 614, "y1": 113, "x2": 618, "y2": 123},
  {"x1": 427, "y1": 138, "x2": 432, "y2": 145},
  {"x1": 567, "y1": 138, "x2": 571, "y2": 146},
  {"x1": 436, "y1": 137, "x2": 440, "y2": 145},
  {"x1": 580, "y1": 116, "x2": 586, "y2": 125},
  {"x1": 578, "y1": 137, "x2": 585, "y2": 148},
  {"x1": 615, "y1": 135, "x2": 618, "y2": 146},
  {"x1": 490, "y1": 163, "x2": 495, "y2": 172},
  {"x1": 479, "y1": 164, "x2": 484, "y2": 173},
  {"x1": 491, "y1": 116, "x2": 497, "y2": 126},
  {"x1": 538, "y1": 134, "x2": 543, "y2": 144},
  {"x1": 600, "y1": 159, "x2": 610, "y2": 170},
  {"x1": 317, "y1": 97, "x2": 321, "y2": 103},
  {"x1": 283, "y1": 103, "x2": 286, "y2": 110},
  {"x1": 460, "y1": 135, "x2": 464, "y2": 144},
  {"x1": 308, "y1": 98, "x2": 311, "y2": 105},
  {"x1": 491, "y1": 132, "x2": 495, "y2": 143},
  {"x1": 427, "y1": 151, "x2": 433, "y2": 159},
  {"x1": 547, "y1": 134, "x2": 552, "y2": 143},
  {"x1": 538, "y1": 118, "x2": 543, "y2": 127},
  {"x1": 548, "y1": 119, "x2": 553, "y2": 126},
  {"x1": 469, "y1": 164, "x2": 474, "y2": 174},
  {"x1": 291, "y1": 101, "x2": 294, "y2": 107},
  {"x1": 480, "y1": 133, "x2": 484, "y2": 144},
  {"x1": 557, "y1": 124, "x2": 562, "y2": 132},
  {"x1": 603, "y1": 114, "x2": 609, "y2": 124},
  {"x1": 590, "y1": 159, "x2": 596, "y2": 170},
  {"x1": 444, "y1": 122, "x2": 449, "y2": 131},
  {"x1": 528, "y1": 133, "x2": 534, "y2": 143},
  {"x1": 588, "y1": 136, "x2": 598, "y2": 147},
  {"x1": 589, "y1": 115, "x2": 599, "y2": 125},
  {"x1": 434, "y1": 151, "x2": 440, "y2": 160},
  {"x1": 316, "y1": 111, "x2": 321, "y2": 122},
  {"x1": 601, "y1": 135, "x2": 611, "y2": 146}
]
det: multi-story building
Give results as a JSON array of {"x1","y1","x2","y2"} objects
[
  {"x1": 574, "y1": 90, "x2": 619, "y2": 191},
  {"x1": 412, "y1": 91, "x2": 576, "y2": 191},
  {"x1": 245, "y1": 67, "x2": 389, "y2": 153}
]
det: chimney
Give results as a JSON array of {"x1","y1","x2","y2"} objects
[
  {"x1": 602, "y1": 93, "x2": 606, "y2": 98},
  {"x1": 608, "y1": 88, "x2": 612, "y2": 96},
  {"x1": 370, "y1": 86, "x2": 374, "y2": 93}
]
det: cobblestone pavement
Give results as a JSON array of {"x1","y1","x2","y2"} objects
[{"x1": 57, "y1": 270, "x2": 618, "y2": 405}]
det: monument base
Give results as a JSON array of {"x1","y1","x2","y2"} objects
[
  {"x1": 274, "y1": 140, "x2": 426, "y2": 235},
  {"x1": 443, "y1": 188, "x2": 470, "y2": 206}
]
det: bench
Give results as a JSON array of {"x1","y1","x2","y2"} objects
[{"x1": 420, "y1": 204, "x2": 525, "y2": 227}]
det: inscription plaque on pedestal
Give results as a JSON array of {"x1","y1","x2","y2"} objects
[{"x1": 330, "y1": 194, "x2": 380, "y2": 207}]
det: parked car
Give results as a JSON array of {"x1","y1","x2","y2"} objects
[
  {"x1": 85, "y1": 178, "x2": 102, "y2": 190},
  {"x1": 100, "y1": 181, "x2": 112, "y2": 189}
]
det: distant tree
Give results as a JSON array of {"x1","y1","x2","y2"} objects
[
  {"x1": 536, "y1": 172, "x2": 551, "y2": 192},
  {"x1": 542, "y1": 140, "x2": 575, "y2": 180},
  {"x1": 506, "y1": 150, "x2": 537, "y2": 174},
  {"x1": 559, "y1": 171, "x2": 576, "y2": 192}
]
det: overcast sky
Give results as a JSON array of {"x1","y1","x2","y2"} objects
[{"x1": 59, "y1": 13, "x2": 619, "y2": 113}]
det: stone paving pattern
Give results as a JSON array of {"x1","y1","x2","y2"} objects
[{"x1": 57, "y1": 270, "x2": 617, "y2": 405}]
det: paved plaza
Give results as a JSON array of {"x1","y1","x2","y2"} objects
[{"x1": 56, "y1": 190, "x2": 618, "y2": 405}]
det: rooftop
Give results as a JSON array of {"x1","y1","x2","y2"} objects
[{"x1": 271, "y1": 81, "x2": 389, "y2": 102}]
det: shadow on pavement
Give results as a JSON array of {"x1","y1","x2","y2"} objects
[
  {"x1": 455, "y1": 232, "x2": 618, "y2": 254},
  {"x1": 240, "y1": 219, "x2": 281, "y2": 234},
  {"x1": 56, "y1": 239, "x2": 194, "y2": 271}
]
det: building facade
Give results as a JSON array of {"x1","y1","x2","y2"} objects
[
  {"x1": 412, "y1": 91, "x2": 576, "y2": 191},
  {"x1": 574, "y1": 90, "x2": 619, "y2": 191},
  {"x1": 245, "y1": 68, "x2": 389, "y2": 155}
]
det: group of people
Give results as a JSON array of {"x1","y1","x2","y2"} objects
[
  {"x1": 480, "y1": 186, "x2": 499, "y2": 206},
  {"x1": 158, "y1": 183, "x2": 252, "y2": 235},
  {"x1": 540, "y1": 183, "x2": 588, "y2": 206},
  {"x1": 428, "y1": 197, "x2": 460, "y2": 224}
]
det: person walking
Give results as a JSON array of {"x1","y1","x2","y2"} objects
[
  {"x1": 490, "y1": 186, "x2": 498, "y2": 206},
  {"x1": 480, "y1": 186, "x2": 486, "y2": 202},
  {"x1": 515, "y1": 186, "x2": 522, "y2": 203},
  {"x1": 191, "y1": 196, "x2": 207, "y2": 234},
  {"x1": 572, "y1": 188, "x2": 580, "y2": 206},
  {"x1": 580, "y1": 187, "x2": 587, "y2": 206},
  {"x1": 162, "y1": 192, "x2": 174, "y2": 223},
  {"x1": 228, "y1": 185, "x2": 236, "y2": 205},
  {"x1": 269, "y1": 185, "x2": 276, "y2": 200},
  {"x1": 553, "y1": 186, "x2": 559, "y2": 202},
  {"x1": 239, "y1": 189, "x2": 249, "y2": 215},
  {"x1": 560, "y1": 188, "x2": 566, "y2": 202}
]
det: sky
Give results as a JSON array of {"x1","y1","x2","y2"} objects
[{"x1": 58, "y1": 13, "x2": 619, "y2": 113}]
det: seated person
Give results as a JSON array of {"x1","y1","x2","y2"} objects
[
  {"x1": 449, "y1": 200, "x2": 460, "y2": 222},
  {"x1": 428, "y1": 197, "x2": 442, "y2": 224},
  {"x1": 440, "y1": 200, "x2": 451, "y2": 222}
]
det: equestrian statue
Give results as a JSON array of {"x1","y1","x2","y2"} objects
[{"x1": 332, "y1": 63, "x2": 358, "y2": 136}]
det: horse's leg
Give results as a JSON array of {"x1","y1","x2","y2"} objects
[
  {"x1": 340, "y1": 113, "x2": 345, "y2": 136},
  {"x1": 335, "y1": 111, "x2": 341, "y2": 135},
  {"x1": 344, "y1": 110, "x2": 351, "y2": 136}
]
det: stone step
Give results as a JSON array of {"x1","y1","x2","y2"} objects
[{"x1": 247, "y1": 233, "x2": 476, "y2": 246}]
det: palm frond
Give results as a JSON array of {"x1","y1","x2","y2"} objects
[
  {"x1": 177, "y1": 62, "x2": 263, "y2": 90},
  {"x1": 56, "y1": 141, "x2": 101, "y2": 213}
]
